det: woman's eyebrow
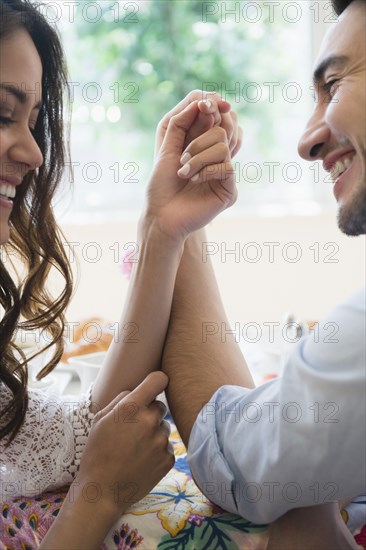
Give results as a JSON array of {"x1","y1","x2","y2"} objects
[{"x1": 0, "y1": 82, "x2": 42, "y2": 110}]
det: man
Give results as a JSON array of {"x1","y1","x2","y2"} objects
[{"x1": 162, "y1": 0, "x2": 366, "y2": 548}]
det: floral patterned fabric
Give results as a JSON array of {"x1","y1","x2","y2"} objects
[{"x1": 0, "y1": 417, "x2": 364, "y2": 549}]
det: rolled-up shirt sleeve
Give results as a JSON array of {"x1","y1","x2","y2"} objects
[{"x1": 188, "y1": 288, "x2": 366, "y2": 524}]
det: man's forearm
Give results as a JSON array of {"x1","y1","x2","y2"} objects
[
  {"x1": 267, "y1": 502, "x2": 359, "y2": 550},
  {"x1": 162, "y1": 229, "x2": 255, "y2": 446}
]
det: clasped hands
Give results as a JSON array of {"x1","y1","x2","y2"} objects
[
  {"x1": 75, "y1": 91, "x2": 242, "y2": 521},
  {"x1": 142, "y1": 89, "x2": 243, "y2": 242}
]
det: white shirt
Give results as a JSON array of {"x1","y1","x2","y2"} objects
[
  {"x1": 0, "y1": 385, "x2": 95, "y2": 503},
  {"x1": 188, "y1": 287, "x2": 366, "y2": 524}
]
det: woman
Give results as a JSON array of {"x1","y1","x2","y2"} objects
[{"x1": 0, "y1": 0, "x2": 240, "y2": 546}]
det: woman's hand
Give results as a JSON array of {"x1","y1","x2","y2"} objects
[
  {"x1": 78, "y1": 371, "x2": 173, "y2": 517},
  {"x1": 142, "y1": 100, "x2": 237, "y2": 244},
  {"x1": 40, "y1": 372, "x2": 173, "y2": 549}
]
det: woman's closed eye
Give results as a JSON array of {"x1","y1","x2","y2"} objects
[
  {"x1": 0, "y1": 115, "x2": 14, "y2": 126},
  {"x1": 0, "y1": 115, "x2": 37, "y2": 134}
]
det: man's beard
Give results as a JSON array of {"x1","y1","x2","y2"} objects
[{"x1": 337, "y1": 176, "x2": 366, "y2": 236}]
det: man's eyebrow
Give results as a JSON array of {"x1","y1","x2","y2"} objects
[
  {"x1": 0, "y1": 83, "x2": 42, "y2": 110},
  {"x1": 313, "y1": 55, "x2": 350, "y2": 85}
]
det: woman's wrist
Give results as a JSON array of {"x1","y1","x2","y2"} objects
[
  {"x1": 69, "y1": 475, "x2": 124, "y2": 522},
  {"x1": 40, "y1": 478, "x2": 123, "y2": 549},
  {"x1": 135, "y1": 217, "x2": 185, "y2": 282},
  {"x1": 138, "y1": 211, "x2": 186, "y2": 251}
]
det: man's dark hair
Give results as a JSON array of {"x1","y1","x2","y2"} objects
[{"x1": 332, "y1": 0, "x2": 364, "y2": 15}]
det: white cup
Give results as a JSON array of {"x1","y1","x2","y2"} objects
[{"x1": 67, "y1": 352, "x2": 106, "y2": 393}]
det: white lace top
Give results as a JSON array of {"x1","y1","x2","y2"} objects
[{"x1": 0, "y1": 383, "x2": 95, "y2": 503}]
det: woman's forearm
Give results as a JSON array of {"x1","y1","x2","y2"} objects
[
  {"x1": 91, "y1": 219, "x2": 184, "y2": 409},
  {"x1": 39, "y1": 478, "x2": 122, "y2": 549}
]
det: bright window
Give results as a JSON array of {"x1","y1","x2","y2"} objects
[{"x1": 36, "y1": 0, "x2": 339, "y2": 222}]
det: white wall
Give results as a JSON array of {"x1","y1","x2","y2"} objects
[{"x1": 61, "y1": 212, "x2": 365, "y2": 328}]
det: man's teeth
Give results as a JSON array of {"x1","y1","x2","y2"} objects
[
  {"x1": 331, "y1": 157, "x2": 353, "y2": 182},
  {"x1": 0, "y1": 184, "x2": 16, "y2": 199}
]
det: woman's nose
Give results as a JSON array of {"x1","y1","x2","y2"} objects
[{"x1": 9, "y1": 127, "x2": 44, "y2": 171}]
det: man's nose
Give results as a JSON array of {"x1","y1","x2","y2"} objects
[{"x1": 298, "y1": 109, "x2": 330, "y2": 161}]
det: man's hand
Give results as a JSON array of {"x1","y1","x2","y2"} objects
[{"x1": 155, "y1": 90, "x2": 242, "y2": 158}]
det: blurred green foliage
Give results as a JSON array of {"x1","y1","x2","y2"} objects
[{"x1": 71, "y1": 0, "x2": 291, "y2": 149}]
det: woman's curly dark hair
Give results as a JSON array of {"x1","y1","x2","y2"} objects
[{"x1": 0, "y1": 0, "x2": 73, "y2": 445}]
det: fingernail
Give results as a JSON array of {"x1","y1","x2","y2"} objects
[
  {"x1": 203, "y1": 99, "x2": 212, "y2": 109},
  {"x1": 191, "y1": 174, "x2": 199, "y2": 182},
  {"x1": 178, "y1": 163, "x2": 191, "y2": 177},
  {"x1": 180, "y1": 152, "x2": 191, "y2": 165}
]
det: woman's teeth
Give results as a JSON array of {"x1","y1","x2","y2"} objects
[
  {"x1": 0, "y1": 184, "x2": 16, "y2": 199},
  {"x1": 331, "y1": 157, "x2": 353, "y2": 182}
]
